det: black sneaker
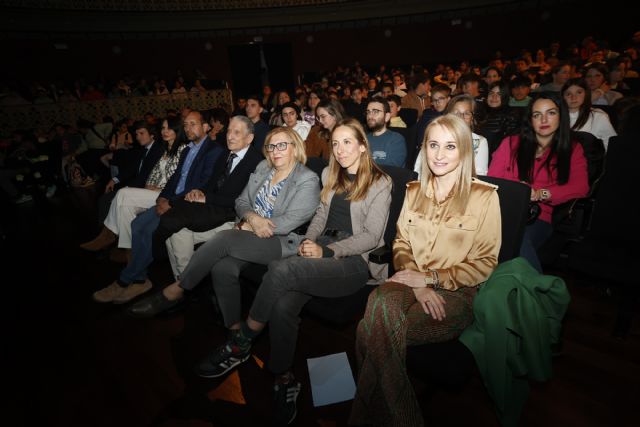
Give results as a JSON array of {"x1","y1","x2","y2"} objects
[
  {"x1": 195, "y1": 332, "x2": 251, "y2": 378},
  {"x1": 273, "y1": 380, "x2": 301, "y2": 426}
]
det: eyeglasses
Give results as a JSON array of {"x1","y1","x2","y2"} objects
[
  {"x1": 366, "y1": 109, "x2": 384, "y2": 116},
  {"x1": 453, "y1": 111, "x2": 474, "y2": 119},
  {"x1": 265, "y1": 142, "x2": 292, "y2": 152},
  {"x1": 431, "y1": 96, "x2": 448, "y2": 104}
]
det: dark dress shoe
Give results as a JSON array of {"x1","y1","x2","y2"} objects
[{"x1": 127, "y1": 291, "x2": 183, "y2": 318}]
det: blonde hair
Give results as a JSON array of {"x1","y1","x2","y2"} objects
[
  {"x1": 419, "y1": 114, "x2": 475, "y2": 214},
  {"x1": 262, "y1": 127, "x2": 307, "y2": 167},
  {"x1": 321, "y1": 118, "x2": 388, "y2": 204}
]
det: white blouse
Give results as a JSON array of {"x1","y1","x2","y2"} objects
[{"x1": 569, "y1": 108, "x2": 617, "y2": 151}]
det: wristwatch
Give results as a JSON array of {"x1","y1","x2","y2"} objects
[{"x1": 424, "y1": 270, "x2": 440, "y2": 290}]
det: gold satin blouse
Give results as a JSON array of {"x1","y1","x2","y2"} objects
[{"x1": 393, "y1": 178, "x2": 502, "y2": 291}]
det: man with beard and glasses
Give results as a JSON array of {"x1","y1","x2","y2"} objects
[{"x1": 365, "y1": 96, "x2": 407, "y2": 167}]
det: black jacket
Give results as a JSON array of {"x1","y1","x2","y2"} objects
[
  {"x1": 203, "y1": 145, "x2": 263, "y2": 209},
  {"x1": 118, "y1": 140, "x2": 166, "y2": 188}
]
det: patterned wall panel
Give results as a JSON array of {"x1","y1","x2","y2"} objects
[{"x1": 0, "y1": 89, "x2": 232, "y2": 135}]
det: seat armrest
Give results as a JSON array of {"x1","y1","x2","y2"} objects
[{"x1": 369, "y1": 245, "x2": 392, "y2": 265}]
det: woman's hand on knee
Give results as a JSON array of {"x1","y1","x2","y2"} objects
[
  {"x1": 246, "y1": 214, "x2": 275, "y2": 238},
  {"x1": 413, "y1": 287, "x2": 447, "y2": 321},
  {"x1": 298, "y1": 239, "x2": 322, "y2": 258}
]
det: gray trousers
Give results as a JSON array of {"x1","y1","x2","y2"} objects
[
  {"x1": 249, "y1": 254, "x2": 370, "y2": 374},
  {"x1": 178, "y1": 229, "x2": 283, "y2": 326}
]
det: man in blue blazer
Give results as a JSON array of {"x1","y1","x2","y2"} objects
[{"x1": 93, "y1": 111, "x2": 223, "y2": 303}]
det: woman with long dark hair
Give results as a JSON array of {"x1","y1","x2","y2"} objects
[
  {"x1": 477, "y1": 81, "x2": 520, "y2": 154},
  {"x1": 305, "y1": 98, "x2": 346, "y2": 159},
  {"x1": 488, "y1": 92, "x2": 589, "y2": 271},
  {"x1": 562, "y1": 78, "x2": 617, "y2": 150}
]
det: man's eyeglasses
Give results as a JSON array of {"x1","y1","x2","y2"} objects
[
  {"x1": 431, "y1": 96, "x2": 448, "y2": 104},
  {"x1": 265, "y1": 142, "x2": 292, "y2": 152},
  {"x1": 454, "y1": 111, "x2": 474, "y2": 119},
  {"x1": 366, "y1": 109, "x2": 384, "y2": 116}
]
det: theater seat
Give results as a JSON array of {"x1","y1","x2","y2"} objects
[{"x1": 406, "y1": 176, "x2": 531, "y2": 389}]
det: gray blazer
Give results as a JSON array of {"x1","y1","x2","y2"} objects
[
  {"x1": 235, "y1": 159, "x2": 320, "y2": 257},
  {"x1": 304, "y1": 167, "x2": 392, "y2": 283}
]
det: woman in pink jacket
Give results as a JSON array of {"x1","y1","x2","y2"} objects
[{"x1": 488, "y1": 92, "x2": 589, "y2": 272}]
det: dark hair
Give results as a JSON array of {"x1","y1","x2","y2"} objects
[
  {"x1": 368, "y1": 96, "x2": 390, "y2": 114},
  {"x1": 517, "y1": 91, "x2": 572, "y2": 185},
  {"x1": 561, "y1": 78, "x2": 592, "y2": 130},
  {"x1": 510, "y1": 75, "x2": 531, "y2": 89},
  {"x1": 431, "y1": 83, "x2": 452, "y2": 97},
  {"x1": 486, "y1": 81, "x2": 510, "y2": 110},
  {"x1": 408, "y1": 73, "x2": 431, "y2": 91},
  {"x1": 386, "y1": 94, "x2": 402, "y2": 107},
  {"x1": 381, "y1": 82, "x2": 394, "y2": 93},
  {"x1": 584, "y1": 62, "x2": 609, "y2": 81},
  {"x1": 550, "y1": 61, "x2": 570, "y2": 76},
  {"x1": 162, "y1": 116, "x2": 187, "y2": 157},
  {"x1": 459, "y1": 73, "x2": 482, "y2": 86},
  {"x1": 246, "y1": 94, "x2": 264, "y2": 108},
  {"x1": 484, "y1": 66, "x2": 502, "y2": 79},
  {"x1": 208, "y1": 107, "x2": 230, "y2": 128},
  {"x1": 281, "y1": 101, "x2": 301, "y2": 119},
  {"x1": 133, "y1": 119, "x2": 156, "y2": 135}
]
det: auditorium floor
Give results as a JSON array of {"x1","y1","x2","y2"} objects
[{"x1": 2, "y1": 187, "x2": 638, "y2": 427}]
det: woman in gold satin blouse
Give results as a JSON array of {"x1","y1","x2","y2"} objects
[{"x1": 349, "y1": 114, "x2": 502, "y2": 427}]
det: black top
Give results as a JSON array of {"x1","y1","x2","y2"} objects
[
  {"x1": 320, "y1": 174, "x2": 355, "y2": 257},
  {"x1": 325, "y1": 190, "x2": 353, "y2": 235}
]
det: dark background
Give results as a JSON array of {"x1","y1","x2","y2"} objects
[{"x1": 0, "y1": 1, "x2": 637, "y2": 94}]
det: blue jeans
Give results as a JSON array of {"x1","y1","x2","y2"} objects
[
  {"x1": 520, "y1": 219, "x2": 553, "y2": 273},
  {"x1": 119, "y1": 208, "x2": 160, "y2": 284}
]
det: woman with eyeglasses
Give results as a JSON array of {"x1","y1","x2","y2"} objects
[
  {"x1": 130, "y1": 125, "x2": 320, "y2": 321},
  {"x1": 304, "y1": 98, "x2": 346, "y2": 159},
  {"x1": 414, "y1": 94, "x2": 489, "y2": 176},
  {"x1": 488, "y1": 92, "x2": 589, "y2": 272},
  {"x1": 201, "y1": 118, "x2": 391, "y2": 425}
]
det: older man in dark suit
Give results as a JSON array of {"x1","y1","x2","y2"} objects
[{"x1": 151, "y1": 116, "x2": 262, "y2": 263}]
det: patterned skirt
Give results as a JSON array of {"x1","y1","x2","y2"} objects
[{"x1": 349, "y1": 281, "x2": 476, "y2": 427}]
